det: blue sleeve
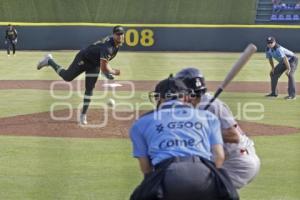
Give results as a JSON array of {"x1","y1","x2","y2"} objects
[
  {"x1": 129, "y1": 122, "x2": 148, "y2": 158},
  {"x1": 207, "y1": 114, "x2": 223, "y2": 145},
  {"x1": 277, "y1": 48, "x2": 286, "y2": 58},
  {"x1": 266, "y1": 51, "x2": 272, "y2": 59}
]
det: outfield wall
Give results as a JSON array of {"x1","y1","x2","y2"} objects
[
  {"x1": 1, "y1": 25, "x2": 300, "y2": 52},
  {"x1": 0, "y1": 0, "x2": 256, "y2": 24}
]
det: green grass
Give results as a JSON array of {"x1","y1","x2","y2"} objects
[
  {"x1": 1, "y1": 51, "x2": 300, "y2": 81},
  {"x1": 0, "y1": 51, "x2": 300, "y2": 200},
  {"x1": 0, "y1": 136, "x2": 140, "y2": 200},
  {"x1": 0, "y1": 134, "x2": 299, "y2": 200},
  {"x1": 240, "y1": 134, "x2": 300, "y2": 200},
  {"x1": 221, "y1": 92, "x2": 300, "y2": 128}
]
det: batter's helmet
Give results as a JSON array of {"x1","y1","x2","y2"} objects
[{"x1": 175, "y1": 67, "x2": 207, "y2": 97}]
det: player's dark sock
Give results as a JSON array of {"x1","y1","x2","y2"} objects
[
  {"x1": 82, "y1": 91, "x2": 92, "y2": 114},
  {"x1": 48, "y1": 59, "x2": 63, "y2": 74},
  {"x1": 82, "y1": 99, "x2": 91, "y2": 114}
]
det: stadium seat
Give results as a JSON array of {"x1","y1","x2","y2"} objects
[
  {"x1": 281, "y1": 4, "x2": 287, "y2": 10},
  {"x1": 273, "y1": 5, "x2": 282, "y2": 12},
  {"x1": 273, "y1": 5, "x2": 278, "y2": 10},
  {"x1": 285, "y1": 14, "x2": 292, "y2": 20},
  {"x1": 278, "y1": 14, "x2": 285, "y2": 20},
  {"x1": 293, "y1": 14, "x2": 300, "y2": 20},
  {"x1": 271, "y1": 14, "x2": 278, "y2": 21}
]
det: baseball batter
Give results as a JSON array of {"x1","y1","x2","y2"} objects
[
  {"x1": 175, "y1": 67, "x2": 260, "y2": 189},
  {"x1": 37, "y1": 26, "x2": 125, "y2": 125}
]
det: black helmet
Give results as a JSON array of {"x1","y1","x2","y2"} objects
[
  {"x1": 113, "y1": 25, "x2": 125, "y2": 35},
  {"x1": 175, "y1": 67, "x2": 207, "y2": 97},
  {"x1": 149, "y1": 74, "x2": 188, "y2": 102},
  {"x1": 266, "y1": 36, "x2": 276, "y2": 44}
]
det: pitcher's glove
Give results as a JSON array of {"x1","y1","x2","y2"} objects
[{"x1": 103, "y1": 72, "x2": 114, "y2": 80}]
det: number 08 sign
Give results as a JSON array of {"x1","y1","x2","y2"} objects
[{"x1": 125, "y1": 28, "x2": 155, "y2": 47}]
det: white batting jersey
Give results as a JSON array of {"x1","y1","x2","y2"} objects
[{"x1": 198, "y1": 93, "x2": 254, "y2": 154}]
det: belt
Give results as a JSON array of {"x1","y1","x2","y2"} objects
[
  {"x1": 173, "y1": 156, "x2": 202, "y2": 162},
  {"x1": 154, "y1": 156, "x2": 202, "y2": 170}
]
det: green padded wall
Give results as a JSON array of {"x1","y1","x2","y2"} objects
[{"x1": 0, "y1": 0, "x2": 257, "y2": 24}]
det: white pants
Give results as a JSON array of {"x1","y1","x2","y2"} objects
[{"x1": 222, "y1": 145, "x2": 260, "y2": 189}]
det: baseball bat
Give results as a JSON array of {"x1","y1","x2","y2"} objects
[{"x1": 204, "y1": 43, "x2": 257, "y2": 110}]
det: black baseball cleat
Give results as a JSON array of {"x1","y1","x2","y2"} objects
[
  {"x1": 265, "y1": 93, "x2": 278, "y2": 98},
  {"x1": 284, "y1": 96, "x2": 296, "y2": 100}
]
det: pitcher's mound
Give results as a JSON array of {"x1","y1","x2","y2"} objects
[{"x1": 0, "y1": 109, "x2": 299, "y2": 138}]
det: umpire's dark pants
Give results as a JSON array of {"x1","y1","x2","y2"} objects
[
  {"x1": 161, "y1": 157, "x2": 219, "y2": 200},
  {"x1": 57, "y1": 50, "x2": 100, "y2": 114},
  {"x1": 270, "y1": 57, "x2": 298, "y2": 97}
]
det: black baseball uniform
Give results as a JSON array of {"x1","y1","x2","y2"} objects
[
  {"x1": 48, "y1": 36, "x2": 119, "y2": 114},
  {"x1": 5, "y1": 26, "x2": 18, "y2": 55}
]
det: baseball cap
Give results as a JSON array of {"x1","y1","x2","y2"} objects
[
  {"x1": 113, "y1": 25, "x2": 125, "y2": 35},
  {"x1": 175, "y1": 67, "x2": 207, "y2": 95},
  {"x1": 154, "y1": 74, "x2": 188, "y2": 99},
  {"x1": 266, "y1": 36, "x2": 276, "y2": 44}
]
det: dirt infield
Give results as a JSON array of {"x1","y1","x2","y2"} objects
[
  {"x1": 0, "y1": 109, "x2": 299, "y2": 138},
  {"x1": 1, "y1": 80, "x2": 300, "y2": 93},
  {"x1": 1, "y1": 80, "x2": 299, "y2": 138}
]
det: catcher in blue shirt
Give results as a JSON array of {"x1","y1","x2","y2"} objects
[
  {"x1": 130, "y1": 75, "x2": 225, "y2": 200},
  {"x1": 265, "y1": 36, "x2": 298, "y2": 100}
]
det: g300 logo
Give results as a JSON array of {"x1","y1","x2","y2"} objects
[{"x1": 167, "y1": 121, "x2": 203, "y2": 130}]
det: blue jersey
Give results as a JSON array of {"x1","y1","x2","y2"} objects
[
  {"x1": 266, "y1": 45, "x2": 295, "y2": 63},
  {"x1": 130, "y1": 100, "x2": 223, "y2": 165}
]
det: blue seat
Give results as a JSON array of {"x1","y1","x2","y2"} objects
[
  {"x1": 273, "y1": 5, "x2": 279, "y2": 10},
  {"x1": 293, "y1": 14, "x2": 300, "y2": 20},
  {"x1": 285, "y1": 14, "x2": 292, "y2": 20},
  {"x1": 278, "y1": 14, "x2": 285, "y2": 20},
  {"x1": 271, "y1": 14, "x2": 278, "y2": 20}
]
